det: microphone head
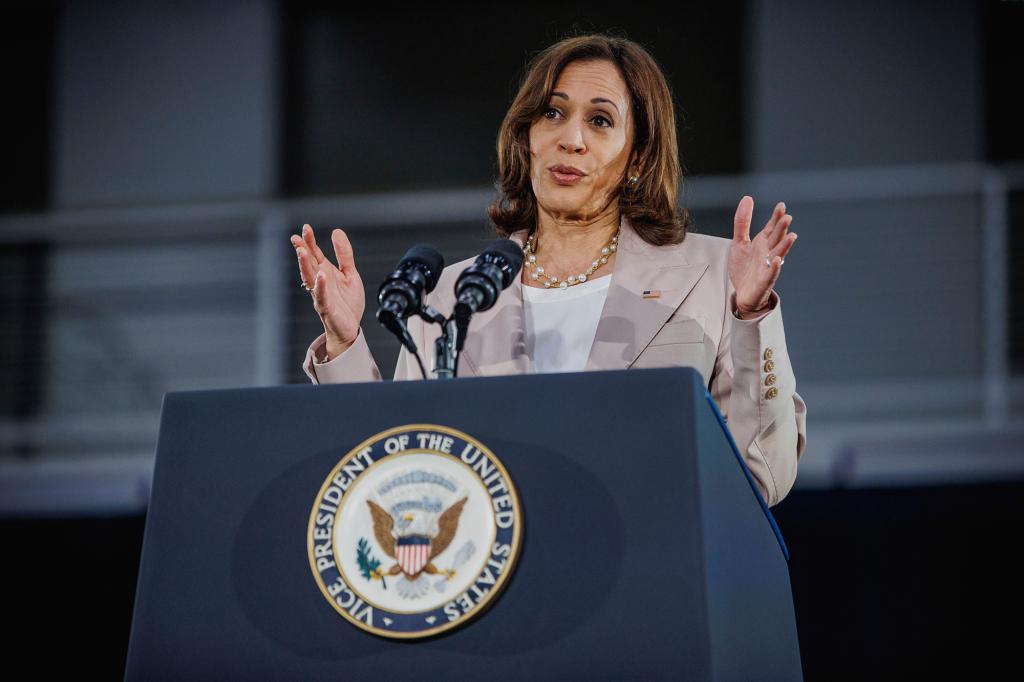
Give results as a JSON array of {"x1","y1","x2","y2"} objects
[
  {"x1": 401, "y1": 244, "x2": 446, "y2": 292},
  {"x1": 479, "y1": 238, "x2": 524, "y2": 287}
]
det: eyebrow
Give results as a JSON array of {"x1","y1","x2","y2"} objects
[{"x1": 551, "y1": 91, "x2": 621, "y2": 115}]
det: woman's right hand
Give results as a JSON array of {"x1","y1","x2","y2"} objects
[{"x1": 291, "y1": 224, "x2": 366, "y2": 359}]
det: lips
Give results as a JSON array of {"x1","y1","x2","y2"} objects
[
  {"x1": 549, "y1": 164, "x2": 586, "y2": 177},
  {"x1": 548, "y1": 165, "x2": 587, "y2": 186}
]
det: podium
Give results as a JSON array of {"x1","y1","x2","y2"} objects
[{"x1": 125, "y1": 367, "x2": 802, "y2": 680}]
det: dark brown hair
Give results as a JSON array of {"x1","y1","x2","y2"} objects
[{"x1": 488, "y1": 32, "x2": 691, "y2": 246}]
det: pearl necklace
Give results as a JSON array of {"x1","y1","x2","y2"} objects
[{"x1": 523, "y1": 230, "x2": 619, "y2": 289}]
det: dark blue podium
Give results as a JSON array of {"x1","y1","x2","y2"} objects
[{"x1": 125, "y1": 367, "x2": 801, "y2": 680}]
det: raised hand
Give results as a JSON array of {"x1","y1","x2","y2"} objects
[
  {"x1": 729, "y1": 196, "x2": 798, "y2": 318},
  {"x1": 290, "y1": 224, "x2": 366, "y2": 358}
]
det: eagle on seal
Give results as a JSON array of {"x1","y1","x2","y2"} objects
[{"x1": 367, "y1": 496, "x2": 468, "y2": 579}]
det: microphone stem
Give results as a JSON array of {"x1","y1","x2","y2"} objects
[{"x1": 432, "y1": 319, "x2": 458, "y2": 379}]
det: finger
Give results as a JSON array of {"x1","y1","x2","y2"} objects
[
  {"x1": 758, "y1": 256, "x2": 783, "y2": 286},
  {"x1": 764, "y1": 202, "x2": 786, "y2": 237},
  {"x1": 332, "y1": 229, "x2": 357, "y2": 274},
  {"x1": 733, "y1": 196, "x2": 753, "y2": 242},
  {"x1": 311, "y1": 272, "x2": 328, "y2": 313},
  {"x1": 772, "y1": 232, "x2": 798, "y2": 259},
  {"x1": 296, "y1": 247, "x2": 319, "y2": 288},
  {"x1": 768, "y1": 214, "x2": 792, "y2": 249},
  {"x1": 309, "y1": 270, "x2": 337, "y2": 315},
  {"x1": 302, "y1": 224, "x2": 327, "y2": 264},
  {"x1": 291, "y1": 234, "x2": 314, "y2": 264}
]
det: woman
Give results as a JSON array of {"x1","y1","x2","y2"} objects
[{"x1": 291, "y1": 34, "x2": 806, "y2": 506}]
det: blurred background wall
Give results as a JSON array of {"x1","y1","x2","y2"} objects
[{"x1": 1, "y1": 0, "x2": 1021, "y2": 678}]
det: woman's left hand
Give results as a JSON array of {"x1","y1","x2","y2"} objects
[{"x1": 729, "y1": 195, "x2": 798, "y2": 317}]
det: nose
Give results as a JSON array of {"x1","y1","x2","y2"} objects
[{"x1": 557, "y1": 121, "x2": 585, "y2": 154}]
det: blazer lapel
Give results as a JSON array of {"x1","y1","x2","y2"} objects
[
  {"x1": 458, "y1": 218, "x2": 709, "y2": 376},
  {"x1": 457, "y1": 229, "x2": 535, "y2": 377},
  {"x1": 585, "y1": 218, "x2": 709, "y2": 371}
]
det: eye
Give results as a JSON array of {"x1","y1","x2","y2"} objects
[{"x1": 542, "y1": 107, "x2": 612, "y2": 128}]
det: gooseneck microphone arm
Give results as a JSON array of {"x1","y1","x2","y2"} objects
[
  {"x1": 449, "y1": 239, "x2": 525, "y2": 377},
  {"x1": 374, "y1": 239, "x2": 523, "y2": 380},
  {"x1": 375, "y1": 245, "x2": 445, "y2": 379}
]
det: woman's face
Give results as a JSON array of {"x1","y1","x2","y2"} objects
[{"x1": 528, "y1": 59, "x2": 635, "y2": 222}]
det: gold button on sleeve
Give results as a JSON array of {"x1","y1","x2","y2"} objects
[
  {"x1": 764, "y1": 347, "x2": 774, "y2": 361},
  {"x1": 765, "y1": 374, "x2": 777, "y2": 386},
  {"x1": 764, "y1": 359, "x2": 775, "y2": 372},
  {"x1": 765, "y1": 386, "x2": 779, "y2": 400}
]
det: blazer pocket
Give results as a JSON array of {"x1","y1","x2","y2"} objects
[{"x1": 649, "y1": 316, "x2": 707, "y2": 346}]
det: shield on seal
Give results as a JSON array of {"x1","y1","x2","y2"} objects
[{"x1": 395, "y1": 535, "x2": 431, "y2": 576}]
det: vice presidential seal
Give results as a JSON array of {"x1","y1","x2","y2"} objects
[{"x1": 307, "y1": 424, "x2": 522, "y2": 638}]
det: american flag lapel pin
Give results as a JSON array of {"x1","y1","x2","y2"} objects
[{"x1": 642, "y1": 289, "x2": 662, "y2": 299}]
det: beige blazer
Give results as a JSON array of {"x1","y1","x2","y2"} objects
[{"x1": 303, "y1": 215, "x2": 808, "y2": 506}]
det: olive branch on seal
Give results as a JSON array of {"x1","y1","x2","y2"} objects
[{"x1": 356, "y1": 537, "x2": 387, "y2": 590}]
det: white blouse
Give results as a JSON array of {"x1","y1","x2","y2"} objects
[{"x1": 522, "y1": 274, "x2": 612, "y2": 374}]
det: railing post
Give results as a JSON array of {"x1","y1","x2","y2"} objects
[
  {"x1": 982, "y1": 167, "x2": 1009, "y2": 426},
  {"x1": 254, "y1": 208, "x2": 288, "y2": 386}
]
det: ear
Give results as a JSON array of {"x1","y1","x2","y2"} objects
[{"x1": 628, "y1": 151, "x2": 644, "y2": 177}]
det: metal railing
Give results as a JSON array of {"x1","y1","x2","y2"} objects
[{"x1": 2, "y1": 160, "x2": 1023, "y2": 513}]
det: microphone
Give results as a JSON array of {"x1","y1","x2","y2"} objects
[
  {"x1": 452, "y1": 239, "x2": 524, "y2": 351},
  {"x1": 376, "y1": 244, "x2": 445, "y2": 352}
]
